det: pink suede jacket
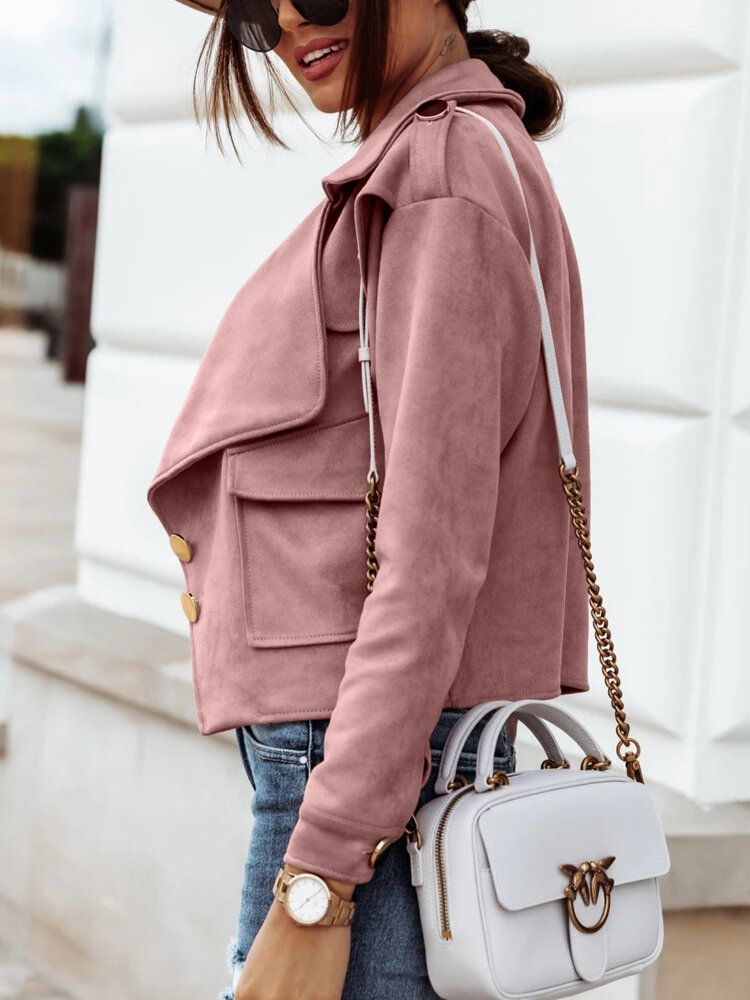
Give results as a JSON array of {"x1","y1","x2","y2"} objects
[{"x1": 147, "y1": 57, "x2": 591, "y2": 884}]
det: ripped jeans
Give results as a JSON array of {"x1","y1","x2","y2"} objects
[{"x1": 218, "y1": 707, "x2": 515, "y2": 1000}]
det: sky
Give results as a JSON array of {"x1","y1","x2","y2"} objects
[{"x1": 0, "y1": 0, "x2": 112, "y2": 136}]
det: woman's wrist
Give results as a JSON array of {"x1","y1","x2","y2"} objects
[{"x1": 283, "y1": 862, "x2": 356, "y2": 902}]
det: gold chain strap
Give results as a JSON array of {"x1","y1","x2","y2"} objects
[
  {"x1": 558, "y1": 463, "x2": 644, "y2": 783},
  {"x1": 362, "y1": 460, "x2": 643, "y2": 783},
  {"x1": 365, "y1": 472, "x2": 380, "y2": 594}
]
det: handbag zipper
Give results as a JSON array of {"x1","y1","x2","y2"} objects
[{"x1": 434, "y1": 784, "x2": 474, "y2": 940}]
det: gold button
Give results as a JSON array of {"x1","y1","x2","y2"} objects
[
  {"x1": 180, "y1": 591, "x2": 199, "y2": 623},
  {"x1": 169, "y1": 533, "x2": 192, "y2": 562}
]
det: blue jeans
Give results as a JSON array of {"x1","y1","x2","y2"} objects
[{"x1": 219, "y1": 708, "x2": 515, "y2": 999}]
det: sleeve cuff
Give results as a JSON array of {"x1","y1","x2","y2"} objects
[{"x1": 284, "y1": 801, "x2": 406, "y2": 885}]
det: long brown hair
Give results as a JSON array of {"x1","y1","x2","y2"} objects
[{"x1": 195, "y1": 0, "x2": 563, "y2": 158}]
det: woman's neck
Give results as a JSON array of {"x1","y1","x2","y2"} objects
[{"x1": 370, "y1": 25, "x2": 470, "y2": 130}]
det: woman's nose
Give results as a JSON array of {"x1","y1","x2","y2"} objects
[{"x1": 275, "y1": 0, "x2": 307, "y2": 32}]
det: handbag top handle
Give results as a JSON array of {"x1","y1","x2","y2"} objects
[{"x1": 356, "y1": 104, "x2": 644, "y2": 783}]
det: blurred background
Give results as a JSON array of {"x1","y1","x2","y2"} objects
[{"x1": 0, "y1": 1, "x2": 749, "y2": 998}]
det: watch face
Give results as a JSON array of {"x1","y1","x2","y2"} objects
[{"x1": 286, "y1": 874, "x2": 331, "y2": 925}]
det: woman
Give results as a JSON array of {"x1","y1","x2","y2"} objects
[{"x1": 148, "y1": 2, "x2": 591, "y2": 998}]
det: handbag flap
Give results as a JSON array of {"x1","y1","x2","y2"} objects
[
  {"x1": 226, "y1": 413, "x2": 373, "y2": 501},
  {"x1": 477, "y1": 772, "x2": 670, "y2": 911}
]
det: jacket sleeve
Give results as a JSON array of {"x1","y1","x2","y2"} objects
[{"x1": 284, "y1": 195, "x2": 535, "y2": 884}]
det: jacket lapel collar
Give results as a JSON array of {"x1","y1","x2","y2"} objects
[
  {"x1": 148, "y1": 59, "x2": 523, "y2": 502},
  {"x1": 148, "y1": 196, "x2": 333, "y2": 499}
]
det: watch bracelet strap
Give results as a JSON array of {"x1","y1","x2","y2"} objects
[{"x1": 318, "y1": 894, "x2": 357, "y2": 926}]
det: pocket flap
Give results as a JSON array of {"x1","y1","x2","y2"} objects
[
  {"x1": 477, "y1": 773, "x2": 670, "y2": 912},
  {"x1": 227, "y1": 414, "x2": 374, "y2": 501}
]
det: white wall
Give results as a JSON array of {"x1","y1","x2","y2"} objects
[
  {"x1": 80, "y1": 0, "x2": 750, "y2": 804},
  {"x1": 499, "y1": 0, "x2": 750, "y2": 806}
]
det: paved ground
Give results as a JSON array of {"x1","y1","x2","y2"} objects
[
  {"x1": 0, "y1": 328, "x2": 83, "y2": 998},
  {"x1": 0, "y1": 328, "x2": 82, "y2": 604},
  {"x1": 0, "y1": 943, "x2": 73, "y2": 1000}
]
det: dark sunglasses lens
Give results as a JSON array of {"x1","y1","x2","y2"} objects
[
  {"x1": 293, "y1": 0, "x2": 349, "y2": 26},
  {"x1": 226, "y1": 0, "x2": 281, "y2": 52}
]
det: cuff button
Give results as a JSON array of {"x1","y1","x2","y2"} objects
[{"x1": 369, "y1": 836, "x2": 394, "y2": 868}]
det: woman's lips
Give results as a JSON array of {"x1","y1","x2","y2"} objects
[{"x1": 299, "y1": 40, "x2": 348, "y2": 82}]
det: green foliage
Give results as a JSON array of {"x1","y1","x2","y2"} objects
[{"x1": 31, "y1": 105, "x2": 103, "y2": 261}]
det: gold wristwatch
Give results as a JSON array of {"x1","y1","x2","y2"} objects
[{"x1": 272, "y1": 866, "x2": 356, "y2": 927}]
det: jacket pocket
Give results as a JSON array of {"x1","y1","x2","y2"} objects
[{"x1": 227, "y1": 414, "x2": 373, "y2": 648}]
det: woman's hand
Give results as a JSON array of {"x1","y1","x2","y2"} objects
[{"x1": 234, "y1": 867, "x2": 355, "y2": 1000}]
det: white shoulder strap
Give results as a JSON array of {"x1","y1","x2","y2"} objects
[
  {"x1": 454, "y1": 106, "x2": 576, "y2": 471},
  {"x1": 357, "y1": 103, "x2": 577, "y2": 484}
]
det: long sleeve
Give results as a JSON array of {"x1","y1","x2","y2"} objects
[{"x1": 284, "y1": 195, "x2": 536, "y2": 884}]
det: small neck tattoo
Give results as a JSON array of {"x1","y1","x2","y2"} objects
[{"x1": 439, "y1": 33, "x2": 457, "y2": 58}]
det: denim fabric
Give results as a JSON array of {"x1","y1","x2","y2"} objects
[{"x1": 218, "y1": 707, "x2": 515, "y2": 1000}]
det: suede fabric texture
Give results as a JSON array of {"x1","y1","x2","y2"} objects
[{"x1": 147, "y1": 58, "x2": 591, "y2": 884}]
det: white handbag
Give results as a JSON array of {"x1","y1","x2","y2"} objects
[
  {"x1": 355, "y1": 104, "x2": 671, "y2": 998},
  {"x1": 405, "y1": 700, "x2": 670, "y2": 999}
]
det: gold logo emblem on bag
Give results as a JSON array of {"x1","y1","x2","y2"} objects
[{"x1": 560, "y1": 856, "x2": 615, "y2": 933}]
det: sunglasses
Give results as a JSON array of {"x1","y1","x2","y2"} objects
[{"x1": 225, "y1": 0, "x2": 350, "y2": 53}]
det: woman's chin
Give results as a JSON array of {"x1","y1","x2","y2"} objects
[{"x1": 305, "y1": 84, "x2": 348, "y2": 115}]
